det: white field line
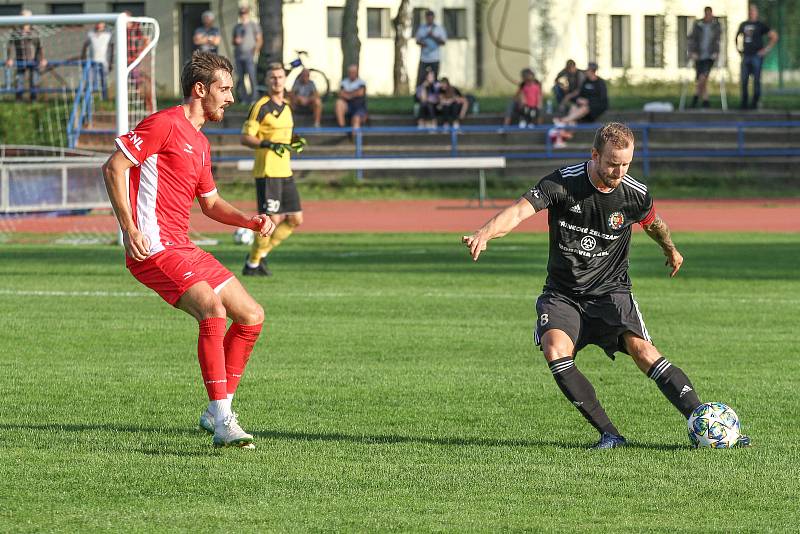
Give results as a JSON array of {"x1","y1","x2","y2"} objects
[{"x1": 0, "y1": 288, "x2": 797, "y2": 305}]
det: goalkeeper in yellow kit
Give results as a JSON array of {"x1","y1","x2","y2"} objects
[{"x1": 240, "y1": 62, "x2": 306, "y2": 276}]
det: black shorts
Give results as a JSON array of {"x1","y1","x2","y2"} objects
[
  {"x1": 580, "y1": 106, "x2": 606, "y2": 123},
  {"x1": 533, "y1": 289, "x2": 651, "y2": 359},
  {"x1": 695, "y1": 58, "x2": 714, "y2": 79},
  {"x1": 346, "y1": 99, "x2": 368, "y2": 120},
  {"x1": 255, "y1": 177, "x2": 302, "y2": 215}
]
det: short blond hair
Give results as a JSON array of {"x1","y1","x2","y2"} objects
[
  {"x1": 593, "y1": 122, "x2": 635, "y2": 152},
  {"x1": 266, "y1": 62, "x2": 286, "y2": 74}
]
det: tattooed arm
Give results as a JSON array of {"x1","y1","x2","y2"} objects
[{"x1": 642, "y1": 214, "x2": 683, "y2": 277}]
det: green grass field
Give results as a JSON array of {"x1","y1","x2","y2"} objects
[{"x1": 1, "y1": 232, "x2": 799, "y2": 532}]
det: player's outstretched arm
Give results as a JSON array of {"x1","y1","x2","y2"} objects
[
  {"x1": 462, "y1": 197, "x2": 536, "y2": 261},
  {"x1": 101, "y1": 150, "x2": 150, "y2": 261},
  {"x1": 642, "y1": 213, "x2": 683, "y2": 277},
  {"x1": 198, "y1": 192, "x2": 275, "y2": 237}
]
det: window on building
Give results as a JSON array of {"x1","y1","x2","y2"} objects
[
  {"x1": 443, "y1": 8, "x2": 467, "y2": 39},
  {"x1": 327, "y1": 6, "x2": 343, "y2": 38},
  {"x1": 0, "y1": 4, "x2": 23, "y2": 16},
  {"x1": 587, "y1": 14, "x2": 598, "y2": 63},
  {"x1": 676, "y1": 16, "x2": 695, "y2": 67},
  {"x1": 367, "y1": 7, "x2": 390, "y2": 38},
  {"x1": 111, "y1": 2, "x2": 145, "y2": 16},
  {"x1": 644, "y1": 15, "x2": 665, "y2": 68},
  {"x1": 49, "y1": 3, "x2": 84, "y2": 14},
  {"x1": 611, "y1": 15, "x2": 630, "y2": 68}
]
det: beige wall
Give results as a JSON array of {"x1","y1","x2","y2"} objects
[
  {"x1": 479, "y1": 0, "x2": 530, "y2": 94},
  {"x1": 283, "y1": 0, "x2": 475, "y2": 95},
  {"x1": 528, "y1": 0, "x2": 747, "y2": 86}
]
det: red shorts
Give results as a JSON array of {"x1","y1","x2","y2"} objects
[{"x1": 128, "y1": 245, "x2": 234, "y2": 306}]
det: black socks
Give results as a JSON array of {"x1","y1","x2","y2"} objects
[
  {"x1": 647, "y1": 357, "x2": 702, "y2": 418},
  {"x1": 549, "y1": 357, "x2": 619, "y2": 436}
]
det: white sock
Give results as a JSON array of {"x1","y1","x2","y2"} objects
[
  {"x1": 209, "y1": 398, "x2": 232, "y2": 425},
  {"x1": 246, "y1": 261, "x2": 260, "y2": 269}
]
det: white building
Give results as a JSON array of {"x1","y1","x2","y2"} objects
[{"x1": 4, "y1": 0, "x2": 749, "y2": 96}]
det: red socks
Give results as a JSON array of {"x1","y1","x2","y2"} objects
[
  {"x1": 197, "y1": 317, "x2": 228, "y2": 400},
  {"x1": 224, "y1": 322, "x2": 263, "y2": 395}
]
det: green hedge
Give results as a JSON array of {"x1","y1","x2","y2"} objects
[{"x1": 0, "y1": 102, "x2": 68, "y2": 147}]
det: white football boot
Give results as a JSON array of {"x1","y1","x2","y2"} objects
[
  {"x1": 198, "y1": 409, "x2": 214, "y2": 434},
  {"x1": 213, "y1": 412, "x2": 255, "y2": 449}
]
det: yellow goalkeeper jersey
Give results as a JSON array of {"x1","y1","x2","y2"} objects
[{"x1": 241, "y1": 95, "x2": 293, "y2": 178}]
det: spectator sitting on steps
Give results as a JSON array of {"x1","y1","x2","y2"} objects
[
  {"x1": 335, "y1": 64, "x2": 368, "y2": 131},
  {"x1": 415, "y1": 68, "x2": 440, "y2": 129},
  {"x1": 437, "y1": 77, "x2": 468, "y2": 129},
  {"x1": 550, "y1": 62, "x2": 608, "y2": 148},
  {"x1": 553, "y1": 59, "x2": 585, "y2": 114},
  {"x1": 503, "y1": 68, "x2": 542, "y2": 128},
  {"x1": 290, "y1": 68, "x2": 322, "y2": 127}
]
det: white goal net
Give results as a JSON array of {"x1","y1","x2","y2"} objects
[{"x1": 0, "y1": 13, "x2": 159, "y2": 242}]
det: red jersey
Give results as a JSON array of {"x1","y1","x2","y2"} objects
[{"x1": 115, "y1": 106, "x2": 217, "y2": 265}]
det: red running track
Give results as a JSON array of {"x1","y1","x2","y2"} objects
[{"x1": 3, "y1": 199, "x2": 800, "y2": 234}]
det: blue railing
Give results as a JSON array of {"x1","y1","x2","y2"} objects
[
  {"x1": 3, "y1": 59, "x2": 108, "y2": 148},
  {"x1": 86, "y1": 120, "x2": 800, "y2": 176}
]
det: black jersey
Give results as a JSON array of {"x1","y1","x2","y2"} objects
[{"x1": 523, "y1": 161, "x2": 654, "y2": 297}]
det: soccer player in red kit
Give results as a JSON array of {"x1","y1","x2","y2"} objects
[{"x1": 102, "y1": 51, "x2": 274, "y2": 449}]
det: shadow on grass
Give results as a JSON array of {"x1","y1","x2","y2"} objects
[
  {"x1": 0, "y1": 423, "x2": 688, "y2": 452},
  {"x1": 255, "y1": 428, "x2": 687, "y2": 451}
]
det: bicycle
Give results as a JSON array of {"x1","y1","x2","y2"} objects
[{"x1": 257, "y1": 50, "x2": 330, "y2": 101}]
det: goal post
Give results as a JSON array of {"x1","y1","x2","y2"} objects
[{"x1": 0, "y1": 12, "x2": 160, "y2": 145}]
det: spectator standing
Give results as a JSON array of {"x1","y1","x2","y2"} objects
[
  {"x1": 335, "y1": 64, "x2": 368, "y2": 130},
  {"x1": 688, "y1": 7, "x2": 721, "y2": 108},
  {"x1": 194, "y1": 11, "x2": 221, "y2": 54},
  {"x1": 415, "y1": 68, "x2": 440, "y2": 129},
  {"x1": 232, "y1": 5, "x2": 262, "y2": 104},
  {"x1": 503, "y1": 68, "x2": 542, "y2": 128},
  {"x1": 5, "y1": 9, "x2": 47, "y2": 102},
  {"x1": 735, "y1": 4, "x2": 778, "y2": 110},
  {"x1": 290, "y1": 68, "x2": 322, "y2": 127},
  {"x1": 437, "y1": 77, "x2": 467, "y2": 129},
  {"x1": 553, "y1": 60, "x2": 585, "y2": 113},
  {"x1": 414, "y1": 10, "x2": 447, "y2": 87},
  {"x1": 82, "y1": 22, "x2": 113, "y2": 100}
]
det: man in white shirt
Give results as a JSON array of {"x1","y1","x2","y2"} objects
[
  {"x1": 335, "y1": 64, "x2": 367, "y2": 129},
  {"x1": 414, "y1": 10, "x2": 447, "y2": 87},
  {"x1": 82, "y1": 22, "x2": 113, "y2": 99}
]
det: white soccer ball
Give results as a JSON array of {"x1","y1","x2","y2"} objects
[
  {"x1": 233, "y1": 227, "x2": 255, "y2": 245},
  {"x1": 688, "y1": 402, "x2": 741, "y2": 448}
]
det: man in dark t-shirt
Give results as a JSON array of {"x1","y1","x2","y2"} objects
[
  {"x1": 462, "y1": 123, "x2": 751, "y2": 450},
  {"x1": 736, "y1": 4, "x2": 779, "y2": 110}
]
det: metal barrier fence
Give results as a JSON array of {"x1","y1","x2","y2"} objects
[
  {"x1": 0, "y1": 157, "x2": 108, "y2": 213},
  {"x1": 200, "y1": 120, "x2": 800, "y2": 177}
]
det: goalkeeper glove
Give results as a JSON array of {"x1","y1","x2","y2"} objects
[
  {"x1": 259, "y1": 140, "x2": 286, "y2": 156},
  {"x1": 290, "y1": 135, "x2": 307, "y2": 153}
]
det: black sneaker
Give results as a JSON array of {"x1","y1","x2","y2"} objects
[
  {"x1": 690, "y1": 96, "x2": 699, "y2": 108},
  {"x1": 242, "y1": 256, "x2": 272, "y2": 277},
  {"x1": 590, "y1": 432, "x2": 627, "y2": 450},
  {"x1": 702, "y1": 100, "x2": 710, "y2": 108}
]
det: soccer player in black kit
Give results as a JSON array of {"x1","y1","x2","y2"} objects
[{"x1": 463, "y1": 123, "x2": 750, "y2": 449}]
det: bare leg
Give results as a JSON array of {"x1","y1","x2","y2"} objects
[{"x1": 335, "y1": 98, "x2": 347, "y2": 127}]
